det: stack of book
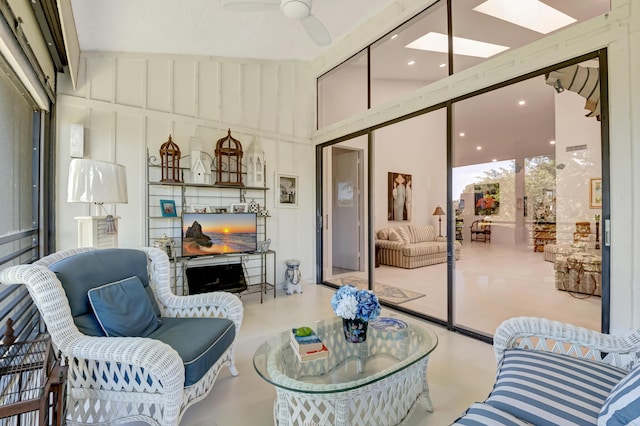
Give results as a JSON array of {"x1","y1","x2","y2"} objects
[{"x1": 290, "y1": 327, "x2": 329, "y2": 362}]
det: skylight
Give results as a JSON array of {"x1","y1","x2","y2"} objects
[
  {"x1": 405, "y1": 32, "x2": 509, "y2": 58},
  {"x1": 473, "y1": 0, "x2": 576, "y2": 34}
]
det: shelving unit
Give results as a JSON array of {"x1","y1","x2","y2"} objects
[
  {"x1": 533, "y1": 222, "x2": 556, "y2": 252},
  {"x1": 145, "y1": 149, "x2": 275, "y2": 301}
]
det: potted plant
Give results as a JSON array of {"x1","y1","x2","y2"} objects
[{"x1": 331, "y1": 285, "x2": 381, "y2": 343}]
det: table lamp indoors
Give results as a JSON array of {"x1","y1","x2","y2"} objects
[
  {"x1": 67, "y1": 159, "x2": 128, "y2": 248},
  {"x1": 432, "y1": 205, "x2": 446, "y2": 237}
]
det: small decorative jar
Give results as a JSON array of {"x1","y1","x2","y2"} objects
[{"x1": 342, "y1": 318, "x2": 368, "y2": 343}]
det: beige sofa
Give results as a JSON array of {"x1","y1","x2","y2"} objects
[{"x1": 376, "y1": 224, "x2": 461, "y2": 269}]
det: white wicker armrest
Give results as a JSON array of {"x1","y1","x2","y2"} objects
[
  {"x1": 143, "y1": 247, "x2": 244, "y2": 333},
  {"x1": 494, "y1": 316, "x2": 640, "y2": 370},
  {"x1": 65, "y1": 335, "x2": 186, "y2": 420},
  {"x1": 161, "y1": 291, "x2": 244, "y2": 334}
]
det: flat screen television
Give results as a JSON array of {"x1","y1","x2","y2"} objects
[{"x1": 182, "y1": 212, "x2": 257, "y2": 257}]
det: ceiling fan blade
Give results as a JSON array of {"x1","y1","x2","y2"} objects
[
  {"x1": 221, "y1": 0, "x2": 279, "y2": 12},
  {"x1": 301, "y1": 14, "x2": 331, "y2": 46}
]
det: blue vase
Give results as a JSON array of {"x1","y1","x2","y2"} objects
[{"x1": 342, "y1": 318, "x2": 368, "y2": 343}]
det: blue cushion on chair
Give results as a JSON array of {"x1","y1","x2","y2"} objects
[
  {"x1": 88, "y1": 276, "x2": 161, "y2": 337},
  {"x1": 147, "y1": 317, "x2": 235, "y2": 387},
  {"x1": 485, "y1": 349, "x2": 627, "y2": 426},
  {"x1": 599, "y1": 364, "x2": 640, "y2": 425}
]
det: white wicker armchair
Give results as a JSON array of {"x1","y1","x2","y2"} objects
[
  {"x1": 452, "y1": 316, "x2": 640, "y2": 425},
  {"x1": 0, "y1": 247, "x2": 243, "y2": 426}
]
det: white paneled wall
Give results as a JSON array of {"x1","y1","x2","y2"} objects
[{"x1": 56, "y1": 52, "x2": 316, "y2": 284}]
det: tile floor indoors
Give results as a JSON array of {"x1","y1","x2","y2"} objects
[
  {"x1": 334, "y1": 241, "x2": 601, "y2": 335},
  {"x1": 126, "y1": 284, "x2": 496, "y2": 426}
]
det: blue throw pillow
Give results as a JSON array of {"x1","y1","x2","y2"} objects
[
  {"x1": 88, "y1": 276, "x2": 161, "y2": 337},
  {"x1": 599, "y1": 365, "x2": 640, "y2": 425}
]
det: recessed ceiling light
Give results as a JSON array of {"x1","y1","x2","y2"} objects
[
  {"x1": 473, "y1": 0, "x2": 577, "y2": 34},
  {"x1": 492, "y1": 159, "x2": 497, "y2": 162},
  {"x1": 459, "y1": 132, "x2": 465, "y2": 137},
  {"x1": 518, "y1": 100, "x2": 526, "y2": 106},
  {"x1": 391, "y1": 34, "x2": 398, "y2": 40},
  {"x1": 439, "y1": 63, "x2": 447, "y2": 68},
  {"x1": 408, "y1": 60, "x2": 415, "y2": 66},
  {"x1": 476, "y1": 146, "x2": 482, "y2": 150},
  {"x1": 406, "y1": 32, "x2": 509, "y2": 58},
  {"x1": 549, "y1": 140, "x2": 556, "y2": 145}
]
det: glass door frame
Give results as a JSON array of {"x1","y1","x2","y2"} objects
[{"x1": 316, "y1": 49, "x2": 610, "y2": 341}]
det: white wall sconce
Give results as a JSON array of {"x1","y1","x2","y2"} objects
[{"x1": 67, "y1": 159, "x2": 128, "y2": 248}]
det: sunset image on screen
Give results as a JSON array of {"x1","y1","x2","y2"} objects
[{"x1": 182, "y1": 213, "x2": 257, "y2": 257}]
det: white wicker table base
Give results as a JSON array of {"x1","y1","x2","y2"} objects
[{"x1": 272, "y1": 358, "x2": 430, "y2": 426}]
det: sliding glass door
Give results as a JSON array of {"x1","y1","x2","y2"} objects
[{"x1": 318, "y1": 52, "x2": 608, "y2": 339}]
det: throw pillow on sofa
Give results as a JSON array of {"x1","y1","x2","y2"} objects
[
  {"x1": 388, "y1": 229, "x2": 403, "y2": 242},
  {"x1": 484, "y1": 349, "x2": 626, "y2": 425},
  {"x1": 396, "y1": 226, "x2": 411, "y2": 244},
  {"x1": 599, "y1": 364, "x2": 640, "y2": 425}
]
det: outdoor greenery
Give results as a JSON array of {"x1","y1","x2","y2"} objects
[{"x1": 458, "y1": 155, "x2": 556, "y2": 222}]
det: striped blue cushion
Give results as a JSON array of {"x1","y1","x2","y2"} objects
[
  {"x1": 599, "y1": 364, "x2": 640, "y2": 425},
  {"x1": 452, "y1": 402, "x2": 532, "y2": 425},
  {"x1": 485, "y1": 349, "x2": 627, "y2": 426}
]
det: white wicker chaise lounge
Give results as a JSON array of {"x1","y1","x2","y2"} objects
[{"x1": 0, "y1": 247, "x2": 243, "y2": 426}]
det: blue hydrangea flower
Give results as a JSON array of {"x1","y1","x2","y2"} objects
[{"x1": 331, "y1": 284, "x2": 381, "y2": 321}]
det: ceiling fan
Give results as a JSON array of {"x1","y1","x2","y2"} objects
[{"x1": 221, "y1": 0, "x2": 332, "y2": 46}]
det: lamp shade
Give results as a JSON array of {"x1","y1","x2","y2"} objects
[
  {"x1": 68, "y1": 159, "x2": 128, "y2": 204},
  {"x1": 432, "y1": 205, "x2": 445, "y2": 216}
]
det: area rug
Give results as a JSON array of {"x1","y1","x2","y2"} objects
[{"x1": 328, "y1": 276, "x2": 425, "y2": 305}]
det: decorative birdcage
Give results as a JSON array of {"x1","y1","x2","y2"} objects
[
  {"x1": 160, "y1": 135, "x2": 182, "y2": 183},
  {"x1": 0, "y1": 319, "x2": 67, "y2": 425},
  {"x1": 214, "y1": 129, "x2": 243, "y2": 186}
]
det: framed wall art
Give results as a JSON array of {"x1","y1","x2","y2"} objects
[
  {"x1": 276, "y1": 173, "x2": 298, "y2": 207},
  {"x1": 590, "y1": 178, "x2": 602, "y2": 208},
  {"x1": 160, "y1": 199, "x2": 177, "y2": 217},
  {"x1": 230, "y1": 203, "x2": 249, "y2": 213},
  {"x1": 474, "y1": 183, "x2": 500, "y2": 216},
  {"x1": 387, "y1": 172, "x2": 412, "y2": 221}
]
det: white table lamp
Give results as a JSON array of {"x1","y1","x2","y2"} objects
[{"x1": 68, "y1": 159, "x2": 128, "y2": 247}]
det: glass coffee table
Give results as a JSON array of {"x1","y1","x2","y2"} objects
[{"x1": 253, "y1": 317, "x2": 438, "y2": 426}]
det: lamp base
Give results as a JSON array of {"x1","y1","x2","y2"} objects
[{"x1": 75, "y1": 216, "x2": 119, "y2": 248}]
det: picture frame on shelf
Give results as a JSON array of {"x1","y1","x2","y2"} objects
[
  {"x1": 230, "y1": 203, "x2": 249, "y2": 213},
  {"x1": 160, "y1": 199, "x2": 177, "y2": 217},
  {"x1": 276, "y1": 173, "x2": 298, "y2": 208},
  {"x1": 214, "y1": 207, "x2": 228, "y2": 213},
  {"x1": 590, "y1": 178, "x2": 602, "y2": 208},
  {"x1": 190, "y1": 204, "x2": 209, "y2": 213}
]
